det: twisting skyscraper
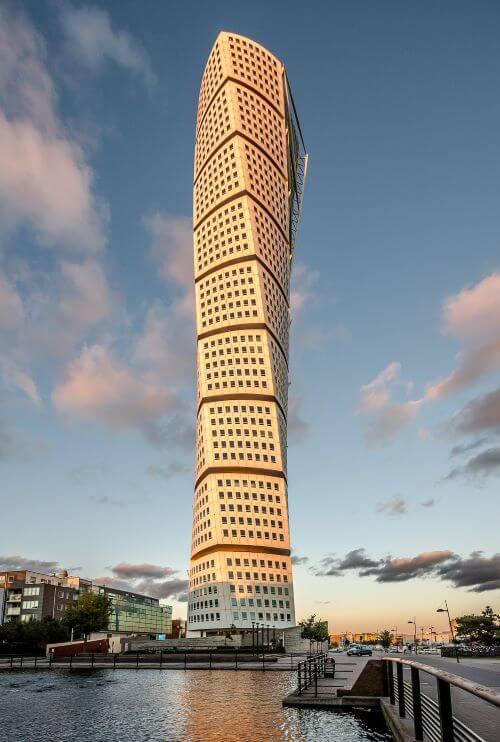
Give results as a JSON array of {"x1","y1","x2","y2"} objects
[{"x1": 188, "y1": 32, "x2": 307, "y2": 634}]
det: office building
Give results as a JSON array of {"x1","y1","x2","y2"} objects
[{"x1": 188, "y1": 32, "x2": 307, "y2": 633}]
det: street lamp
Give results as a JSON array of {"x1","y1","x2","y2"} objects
[
  {"x1": 408, "y1": 618, "x2": 417, "y2": 654},
  {"x1": 437, "y1": 601, "x2": 459, "y2": 663},
  {"x1": 390, "y1": 627, "x2": 397, "y2": 650},
  {"x1": 429, "y1": 625, "x2": 437, "y2": 644}
]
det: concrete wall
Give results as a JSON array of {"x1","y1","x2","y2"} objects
[{"x1": 123, "y1": 634, "x2": 243, "y2": 652}]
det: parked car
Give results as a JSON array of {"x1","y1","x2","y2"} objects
[{"x1": 347, "y1": 645, "x2": 372, "y2": 656}]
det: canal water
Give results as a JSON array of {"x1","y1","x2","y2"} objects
[{"x1": 0, "y1": 669, "x2": 392, "y2": 741}]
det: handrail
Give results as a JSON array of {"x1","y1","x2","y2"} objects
[
  {"x1": 384, "y1": 658, "x2": 500, "y2": 708},
  {"x1": 383, "y1": 656, "x2": 500, "y2": 742}
]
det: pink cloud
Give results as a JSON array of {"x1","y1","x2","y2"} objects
[
  {"x1": 52, "y1": 344, "x2": 177, "y2": 430},
  {"x1": 357, "y1": 362, "x2": 401, "y2": 413},
  {"x1": 441, "y1": 272, "x2": 500, "y2": 342},
  {"x1": 0, "y1": 114, "x2": 106, "y2": 252},
  {"x1": 426, "y1": 273, "x2": 500, "y2": 400}
]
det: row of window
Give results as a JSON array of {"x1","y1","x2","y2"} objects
[{"x1": 189, "y1": 611, "x2": 292, "y2": 624}]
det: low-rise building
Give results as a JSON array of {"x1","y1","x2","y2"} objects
[{"x1": 0, "y1": 570, "x2": 172, "y2": 637}]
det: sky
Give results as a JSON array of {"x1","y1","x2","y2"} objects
[{"x1": 1, "y1": 0, "x2": 499, "y2": 633}]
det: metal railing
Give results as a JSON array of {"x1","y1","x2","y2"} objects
[
  {"x1": 383, "y1": 657, "x2": 500, "y2": 742},
  {"x1": 0, "y1": 650, "x2": 314, "y2": 672},
  {"x1": 297, "y1": 653, "x2": 328, "y2": 697}
]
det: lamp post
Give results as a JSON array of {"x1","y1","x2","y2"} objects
[
  {"x1": 429, "y1": 626, "x2": 437, "y2": 644},
  {"x1": 437, "y1": 601, "x2": 459, "y2": 663},
  {"x1": 408, "y1": 618, "x2": 417, "y2": 654},
  {"x1": 391, "y1": 627, "x2": 397, "y2": 649},
  {"x1": 255, "y1": 622, "x2": 260, "y2": 650}
]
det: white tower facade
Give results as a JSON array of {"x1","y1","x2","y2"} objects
[{"x1": 188, "y1": 32, "x2": 307, "y2": 634}]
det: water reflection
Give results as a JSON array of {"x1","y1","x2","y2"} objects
[{"x1": 0, "y1": 670, "x2": 391, "y2": 741}]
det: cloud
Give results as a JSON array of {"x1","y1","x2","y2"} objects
[
  {"x1": 60, "y1": 4, "x2": 156, "y2": 89},
  {"x1": 290, "y1": 262, "x2": 319, "y2": 313},
  {"x1": 0, "y1": 555, "x2": 59, "y2": 572},
  {"x1": 311, "y1": 547, "x2": 500, "y2": 592},
  {"x1": 449, "y1": 388, "x2": 500, "y2": 436},
  {"x1": 441, "y1": 273, "x2": 500, "y2": 342},
  {"x1": 147, "y1": 461, "x2": 188, "y2": 480},
  {"x1": 338, "y1": 549, "x2": 380, "y2": 570},
  {"x1": 357, "y1": 363, "x2": 422, "y2": 446},
  {"x1": 358, "y1": 362, "x2": 401, "y2": 414},
  {"x1": 52, "y1": 344, "x2": 179, "y2": 433},
  {"x1": 112, "y1": 563, "x2": 178, "y2": 580},
  {"x1": 310, "y1": 548, "x2": 379, "y2": 576},
  {"x1": 88, "y1": 495, "x2": 139, "y2": 508},
  {"x1": 96, "y1": 568, "x2": 188, "y2": 602},
  {"x1": 291, "y1": 555, "x2": 309, "y2": 566},
  {"x1": 364, "y1": 400, "x2": 422, "y2": 447},
  {"x1": 421, "y1": 498, "x2": 436, "y2": 508},
  {"x1": 427, "y1": 339, "x2": 500, "y2": 400},
  {"x1": 436, "y1": 552, "x2": 500, "y2": 593},
  {"x1": 134, "y1": 578, "x2": 188, "y2": 602},
  {"x1": 0, "y1": 270, "x2": 24, "y2": 331},
  {"x1": 133, "y1": 301, "x2": 193, "y2": 388},
  {"x1": 0, "y1": 7, "x2": 107, "y2": 252},
  {"x1": 376, "y1": 495, "x2": 408, "y2": 517},
  {"x1": 144, "y1": 213, "x2": 194, "y2": 317},
  {"x1": 0, "y1": 7, "x2": 116, "y2": 407},
  {"x1": 361, "y1": 550, "x2": 454, "y2": 583},
  {"x1": 446, "y1": 446, "x2": 500, "y2": 481},
  {"x1": 427, "y1": 273, "x2": 500, "y2": 400},
  {"x1": 450, "y1": 438, "x2": 489, "y2": 457},
  {"x1": 69, "y1": 463, "x2": 105, "y2": 485},
  {"x1": 288, "y1": 394, "x2": 309, "y2": 445}
]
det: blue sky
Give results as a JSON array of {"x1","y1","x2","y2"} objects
[{"x1": 1, "y1": 0, "x2": 499, "y2": 631}]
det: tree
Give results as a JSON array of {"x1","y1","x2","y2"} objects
[
  {"x1": 64, "y1": 593, "x2": 112, "y2": 640},
  {"x1": 299, "y1": 614, "x2": 329, "y2": 643},
  {"x1": 379, "y1": 630, "x2": 393, "y2": 650},
  {"x1": 455, "y1": 606, "x2": 500, "y2": 646},
  {"x1": 0, "y1": 617, "x2": 70, "y2": 652}
]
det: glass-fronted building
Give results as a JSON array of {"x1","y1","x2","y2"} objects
[{"x1": 93, "y1": 585, "x2": 172, "y2": 636}]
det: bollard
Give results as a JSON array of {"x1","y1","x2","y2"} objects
[
  {"x1": 235, "y1": 649, "x2": 238, "y2": 670},
  {"x1": 91, "y1": 653, "x2": 95, "y2": 669},
  {"x1": 184, "y1": 652, "x2": 187, "y2": 670},
  {"x1": 136, "y1": 652, "x2": 139, "y2": 669},
  {"x1": 70, "y1": 655, "x2": 73, "y2": 670},
  {"x1": 34, "y1": 655, "x2": 37, "y2": 670},
  {"x1": 20, "y1": 654, "x2": 23, "y2": 669},
  {"x1": 159, "y1": 652, "x2": 162, "y2": 670}
]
